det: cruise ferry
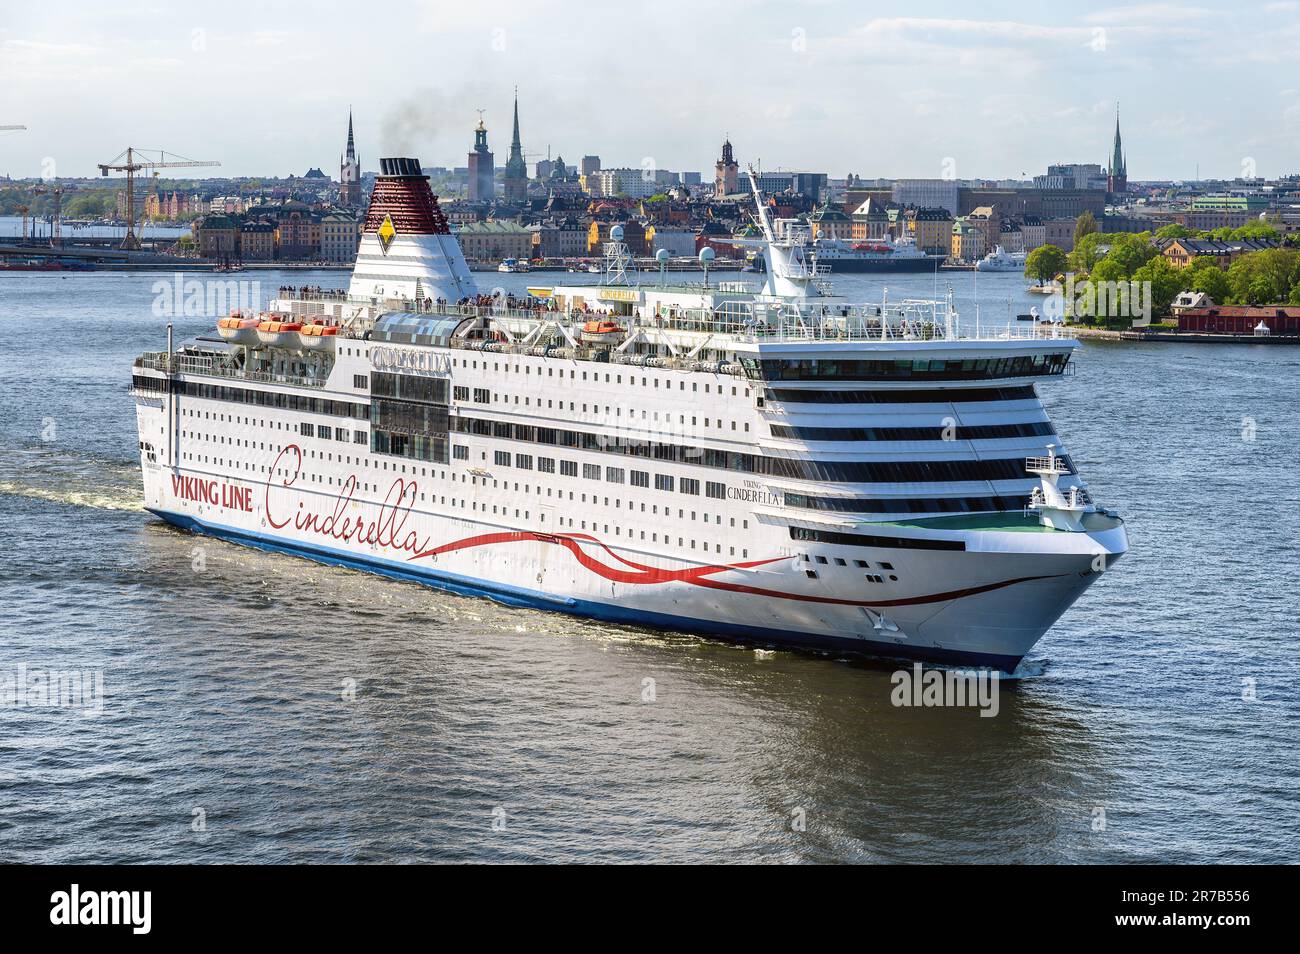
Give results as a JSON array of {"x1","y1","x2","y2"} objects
[
  {"x1": 130, "y1": 157, "x2": 1127, "y2": 671},
  {"x1": 810, "y1": 235, "x2": 938, "y2": 273}
]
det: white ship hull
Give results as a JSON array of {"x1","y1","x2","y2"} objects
[
  {"x1": 136, "y1": 465, "x2": 1116, "y2": 670},
  {"x1": 130, "y1": 155, "x2": 1127, "y2": 673},
  {"x1": 131, "y1": 347, "x2": 1124, "y2": 672}
]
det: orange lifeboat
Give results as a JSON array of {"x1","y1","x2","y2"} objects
[
  {"x1": 217, "y1": 313, "x2": 260, "y2": 346},
  {"x1": 256, "y1": 318, "x2": 303, "y2": 348},
  {"x1": 298, "y1": 321, "x2": 340, "y2": 350},
  {"x1": 580, "y1": 319, "x2": 625, "y2": 343}
]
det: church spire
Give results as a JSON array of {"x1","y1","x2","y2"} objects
[
  {"x1": 1109, "y1": 103, "x2": 1125, "y2": 177},
  {"x1": 346, "y1": 108, "x2": 356, "y2": 159},
  {"x1": 510, "y1": 89, "x2": 522, "y2": 158},
  {"x1": 503, "y1": 87, "x2": 528, "y2": 201},
  {"x1": 1106, "y1": 102, "x2": 1128, "y2": 195}
]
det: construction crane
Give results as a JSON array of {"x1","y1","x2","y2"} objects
[
  {"x1": 99, "y1": 148, "x2": 219, "y2": 250},
  {"x1": 31, "y1": 183, "x2": 73, "y2": 247}
]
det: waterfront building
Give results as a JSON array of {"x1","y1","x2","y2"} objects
[
  {"x1": 194, "y1": 214, "x2": 239, "y2": 259},
  {"x1": 340, "y1": 110, "x2": 363, "y2": 210},
  {"x1": 530, "y1": 218, "x2": 588, "y2": 259},
  {"x1": 1021, "y1": 216, "x2": 1046, "y2": 251},
  {"x1": 238, "y1": 220, "x2": 276, "y2": 261},
  {"x1": 998, "y1": 220, "x2": 1025, "y2": 254},
  {"x1": 274, "y1": 207, "x2": 322, "y2": 261},
  {"x1": 1157, "y1": 237, "x2": 1281, "y2": 269},
  {"x1": 849, "y1": 197, "x2": 891, "y2": 241},
  {"x1": 456, "y1": 220, "x2": 533, "y2": 264},
  {"x1": 645, "y1": 225, "x2": 696, "y2": 257},
  {"x1": 588, "y1": 219, "x2": 647, "y2": 256},
  {"x1": 1171, "y1": 291, "x2": 1214, "y2": 315},
  {"x1": 808, "y1": 202, "x2": 852, "y2": 240},
  {"x1": 467, "y1": 114, "x2": 495, "y2": 202},
  {"x1": 321, "y1": 211, "x2": 361, "y2": 263},
  {"x1": 951, "y1": 218, "x2": 987, "y2": 262},
  {"x1": 1177, "y1": 306, "x2": 1300, "y2": 335},
  {"x1": 966, "y1": 205, "x2": 999, "y2": 250},
  {"x1": 907, "y1": 207, "x2": 955, "y2": 258}
]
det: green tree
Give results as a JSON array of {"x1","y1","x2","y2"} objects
[
  {"x1": 1090, "y1": 257, "x2": 1127, "y2": 285},
  {"x1": 1226, "y1": 248, "x2": 1300, "y2": 304},
  {"x1": 1189, "y1": 262, "x2": 1231, "y2": 303},
  {"x1": 1131, "y1": 255, "x2": 1186, "y2": 318},
  {"x1": 1024, "y1": 244, "x2": 1067, "y2": 285},
  {"x1": 1073, "y1": 210, "x2": 1099, "y2": 246},
  {"x1": 1068, "y1": 230, "x2": 1109, "y2": 273},
  {"x1": 1229, "y1": 222, "x2": 1279, "y2": 241},
  {"x1": 1155, "y1": 223, "x2": 1197, "y2": 239},
  {"x1": 1104, "y1": 232, "x2": 1158, "y2": 278}
]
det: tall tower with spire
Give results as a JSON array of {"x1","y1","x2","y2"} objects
[
  {"x1": 1107, "y1": 104, "x2": 1127, "y2": 196},
  {"x1": 715, "y1": 138, "x2": 738, "y2": 196},
  {"x1": 467, "y1": 111, "x2": 495, "y2": 202},
  {"x1": 340, "y1": 109, "x2": 362, "y2": 209},
  {"x1": 503, "y1": 89, "x2": 528, "y2": 203}
]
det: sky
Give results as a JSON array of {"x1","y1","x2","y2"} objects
[{"x1": 1, "y1": 0, "x2": 1298, "y2": 182}]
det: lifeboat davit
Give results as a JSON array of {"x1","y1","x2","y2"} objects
[
  {"x1": 298, "y1": 322, "x2": 339, "y2": 350},
  {"x1": 580, "y1": 319, "x2": 625, "y2": 343},
  {"x1": 256, "y1": 318, "x2": 303, "y2": 348},
  {"x1": 217, "y1": 313, "x2": 260, "y2": 346}
]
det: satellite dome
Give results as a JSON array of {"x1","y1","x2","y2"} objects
[
  {"x1": 610, "y1": 225, "x2": 625, "y2": 241},
  {"x1": 699, "y1": 246, "x2": 716, "y2": 264},
  {"x1": 655, "y1": 248, "x2": 671, "y2": 263}
]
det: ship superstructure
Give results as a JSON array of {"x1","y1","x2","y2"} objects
[{"x1": 131, "y1": 157, "x2": 1127, "y2": 671}]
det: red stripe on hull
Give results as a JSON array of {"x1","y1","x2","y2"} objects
[{"x1": 411, "y1": 529, "x2": 1062, "y2": 608}]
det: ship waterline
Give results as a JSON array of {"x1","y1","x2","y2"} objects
[{"x1": 130, "y1": 157, "x2": 1127, "y2": 671}]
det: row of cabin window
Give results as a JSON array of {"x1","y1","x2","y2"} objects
[
  {"x1": 300, "y1": 421, "x2": 367, "y2": 444},
  {"x1": 453, "y1": 356, "x2": 751, "y2": 398},
  {"x1": 482, "y1": 450, "x2": 726, "y2": 498},
  {"x1": 453, "y1": 388, "x2": 753, "y2": 433},
  {"x1": 449, "y1": 415, "x2": 1065, "y2": 484}
]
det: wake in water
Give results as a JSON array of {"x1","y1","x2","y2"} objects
[
  {"x1": 0, "y1": 479, "x2": 143, "y2": 512},
  {"x1": 0, "y1": 444, "x2": 143, "y2": 512}
]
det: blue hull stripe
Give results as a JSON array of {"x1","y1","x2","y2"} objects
[{"x1": 147, "y1": 508, "x2": 1024, "y2": 671}]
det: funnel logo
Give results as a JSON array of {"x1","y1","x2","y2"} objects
[{"x1": 377, "y1": 214, "x2": 397, "y2": 254}]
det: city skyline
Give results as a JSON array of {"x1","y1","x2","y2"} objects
[{"x1": 1, "y1": 1, "x2": 1298, "y2": 181}]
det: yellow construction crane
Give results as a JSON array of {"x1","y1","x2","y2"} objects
[{"x1": 99, "y1": 147, "x2": 219, "y2": 250}]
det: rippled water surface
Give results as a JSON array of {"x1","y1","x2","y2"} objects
[{"x1": 1, "y1": 269, "x2": 1297, "y2": 863}]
